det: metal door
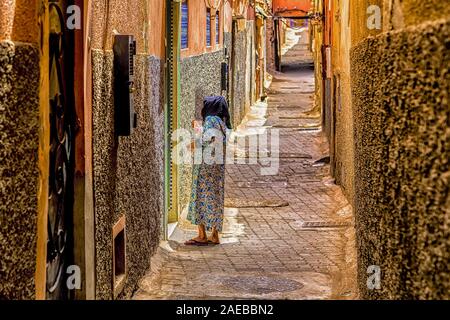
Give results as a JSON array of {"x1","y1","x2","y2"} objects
[{"x1": 46, "y1": 0, "x2": 75, "y2": 300}]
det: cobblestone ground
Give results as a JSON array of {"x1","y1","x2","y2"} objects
[{"x1": 133, "y1": 29, "x2": 357, "y2": 300}]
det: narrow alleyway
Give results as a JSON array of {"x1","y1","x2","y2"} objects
[
  {"x1": 133, "y1": 29, "x2": 357, "y2": 300},
  {"x1": 1, "y1": 0, "x2": 448, "y2": 302}
]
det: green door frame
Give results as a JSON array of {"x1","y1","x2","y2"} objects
[{"x1": 164, "y1": 0, "x2": 181, "y2": 238}]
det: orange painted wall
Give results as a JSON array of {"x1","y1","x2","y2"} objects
[
  {"x1": 181, "y1": 0, "x2": 224, "y2": 58},
  {"x1": 0, "y1": 0, "x2": 39, "y2": 43},
  {"x1": 231, "y1": 0, "x2": 248, "y2": 18},
  {"x1": 148, "y1": 0, "x2": 166, "y2": 57},
  {"x1": 324, "y1": 0, "x2": 333, "y2": 46},
  {"x1": 91, "y1": 0, "x2": 165, "y2": 58},
  {"x1": 247, "y1": 4, "x2": 255, "y2": 21},
  {"x1": 224, "y1": 1, "x2": 233, "y2": 33},
  {"x1": 272, "y1": 0, "x2": 311, "y2": 17}
]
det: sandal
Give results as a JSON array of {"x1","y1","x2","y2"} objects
[
  {"x1": 184, "y1": 239, "x2": 208, "y2": 246},
  {"x1": 208, "y1": 239, "x2": 220, "y2": 245}
]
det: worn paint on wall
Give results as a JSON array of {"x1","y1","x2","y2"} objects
[
  {"x1": 351, "y1": 18, "x2": 450, "y2": 299},
  {"x1": 91, "y1": 0, "x2": 165, "y2": 57},
  {"x1": 0, "y1": 0, "x2": 39, "y2": 43}
]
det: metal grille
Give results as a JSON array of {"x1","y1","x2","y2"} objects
[
  {"x1": 168, "y1": 5, "x2": 175, "y2": 211},
  {"x1": 166, "y1": 0, "x2": 180, "y2": 218},
  {"x1": 46, "y1": 0, "x2": 75, "y2": 300},
  {"x1": 129, "y1": 42, "x2": 134, "y2": 75},
  {"x1": 301, "y1": 221, "x2": 352, "y2": 228}
]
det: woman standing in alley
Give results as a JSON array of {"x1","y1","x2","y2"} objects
[{"x1": 185, "y1": 96, "x2": 232, "y2": 246}]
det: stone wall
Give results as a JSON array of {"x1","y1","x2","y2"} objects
[
  {"x1": 0, "y1": 40, "x2": 40, "y2": 299},
  {"x1": 351, "y1": 18, "x2": 450, "y2": 299},
  {"x1": 92, "y1": 51, "x2": 164, "y2": 299}
]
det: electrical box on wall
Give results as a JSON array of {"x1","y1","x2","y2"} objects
[{"x1": 113, "y1": 35, "x2": 138, "y2": 136}]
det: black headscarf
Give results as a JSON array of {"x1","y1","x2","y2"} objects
[{"x1": 201, "y1": 95, "x2": 232, "y2": 129}]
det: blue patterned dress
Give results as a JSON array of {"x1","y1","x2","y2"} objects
[{"x1": 187, "y1": 116, "x2": 227, "y2": 232}]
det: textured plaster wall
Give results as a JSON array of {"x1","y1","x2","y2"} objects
[
  {"x1": 177, "y1": 49, "x2": 224, "y2": 213},
  {"x1": 351, "y1": 18, "x2": 450, "y2": 299},
  {"x1": 91, "y1": 0, "x2": 146, "y2": 52},
  {"x1": 331, "y1": 0, "x2": 354, "y2": 203},
  {"x1": 0, "y1": 41, "x2": 40, "y2": 299},
  {"x1": 92, "y1": 51, "x2": 164, "y2": 299}
]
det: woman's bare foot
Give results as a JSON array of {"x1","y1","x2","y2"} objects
[
  {"x1": 185, "y1": 236, "x2": 208, "y2": 246},
  {"x1": 196, "y1": 224, "x2": 207, "y2": 243},
  {"x1": 207, "y1": 237, "x2": 220, "y2": 244},
  {"x1": 184, "y1": 224, "x2": 209, "y2": 245},
  {"x1": 192, "y1": 236, "x2": 207, "y2": 243},
  {"x1": 208, "y1": 228, "x2": 220, "y2": 244}
]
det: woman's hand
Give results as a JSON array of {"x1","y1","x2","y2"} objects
[
  {"x1": 188, "y1": 139, "x2": 196, "y2": 152},
  {"x1": 192, "y1": 120, "x2": 203, "y2": 129}
]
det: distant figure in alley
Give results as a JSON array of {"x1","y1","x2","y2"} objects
[{"x1": 185, "y1": 96, "x2": 232, "y2": 246}]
